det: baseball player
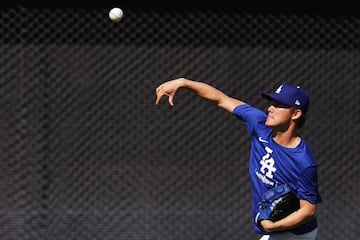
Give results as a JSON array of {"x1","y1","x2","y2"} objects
[{"x1": 155, "y1": 78, "x2": 322, "y2": 240}]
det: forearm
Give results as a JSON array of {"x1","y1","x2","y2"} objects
[
  {"x1": 180, "y1": 78, "x2": 228, "y2": 104},
  {"x1": 178, "y1": 78, "x2": 245, "y2": 112},
  {"x1": 156, "y1": 77, "x2": 244, "y2": 111},
  {"x1": 261, "y1": 200, "x2": 316, "y2": 232}
]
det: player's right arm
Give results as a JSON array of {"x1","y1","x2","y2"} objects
[{"x1": 155, "y1": 78, "x2": 245, "y2": 113}]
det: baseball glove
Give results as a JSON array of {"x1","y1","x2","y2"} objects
[{"x1": 255, "y1": 183, "x2": 300, "y2": 227}]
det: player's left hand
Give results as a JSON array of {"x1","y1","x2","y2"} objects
[{"x1": 255, "y1": 183, "x2": 300, "y2": 230}]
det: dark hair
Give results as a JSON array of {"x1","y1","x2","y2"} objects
[{"x1": 296, "y1": 114, "x2": 306, "y2": 129}]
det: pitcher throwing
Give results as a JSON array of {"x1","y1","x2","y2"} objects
[{"x1": 156, "y1": 78, "x2": 322, "y2": 240}]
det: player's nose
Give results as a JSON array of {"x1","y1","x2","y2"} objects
[{"x1": 267, "y1": 104, "x2": 274, "y2": 112}]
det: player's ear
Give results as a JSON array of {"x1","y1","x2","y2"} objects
[
  {"x1": 292, "y1": 108, "x2": 303, "y2": 121},
  {"x1": 294, "y1": 109, "x2": 307, "y2": 128}
]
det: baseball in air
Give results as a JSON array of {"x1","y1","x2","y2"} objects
[{"x1": 109, "y1": 7, "x2": 124, "y2": 22}]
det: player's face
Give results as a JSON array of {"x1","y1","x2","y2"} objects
[{"x1": 265, "y1": 101, "x2": 295, "y2": 128}]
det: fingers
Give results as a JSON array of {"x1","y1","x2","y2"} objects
[
  {"x1": 155, "y1": 86, "x2": 164, "y2": 105},
  {"x1": 155, "y1": 94, "x2": 163, "y2": 105},
  {"x1": 155, "y1": 86, "x2": 174, "y2": 106},
  {"x1": 168, "y1": 95, "x2": 174, "y2": 106}
]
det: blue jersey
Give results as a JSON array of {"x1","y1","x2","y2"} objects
[{"x1": 233, "y1": 104, "x2": 322, "y2": 235}]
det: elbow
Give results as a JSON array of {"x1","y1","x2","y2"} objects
[{"x1": 300, "y1": 200, "x2": 317, "y2": 220}]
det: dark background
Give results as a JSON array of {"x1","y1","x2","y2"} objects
[
  {"x1": 0, "y1": 1, "x2": 359, "y2": 240},
  {"x1": 2, "y1": 0, "x2": 360, "y2": 13}
]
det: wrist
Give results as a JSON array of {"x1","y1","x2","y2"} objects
[
  {"x1": 178, "y1": 78, "x2": 189, "y2": 87},
  {"x1": 261, "y1": 220, "x2": 277, "y2": 232}
]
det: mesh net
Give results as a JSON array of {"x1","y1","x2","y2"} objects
[{"x1": 0, "y1": 4, "x2": 359, "y2": 240}]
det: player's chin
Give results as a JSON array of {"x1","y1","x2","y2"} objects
[{"x1": 265, "y1": 118, "x2": 274, "y2": 127}]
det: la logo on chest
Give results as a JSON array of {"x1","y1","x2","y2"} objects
[{"x1": 260, "y1": 146, "x2": 277, "y2": 178}]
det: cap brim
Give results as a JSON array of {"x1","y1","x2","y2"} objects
[
  {"x1": 261, "y1": 92, "x2": 274, "y2": 101},
  {"x1": 261, "y1": 92, "x2": 292, "y2": 106}
]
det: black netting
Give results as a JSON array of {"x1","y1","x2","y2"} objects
[{"x1": 0, "y1": 3, "x2": 359, "y2": 240}]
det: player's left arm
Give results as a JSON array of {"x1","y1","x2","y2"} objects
[{"x1": 260, "y1": 199, "x2": 317, "y2": 232}]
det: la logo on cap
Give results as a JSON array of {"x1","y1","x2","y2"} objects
[{"x1": 275, "y1": 85, "x2": 283, "y2": 94}]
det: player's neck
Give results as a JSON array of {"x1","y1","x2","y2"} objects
[
  {"x1": 272, "y1": 129, "x2": 300, "y2": 148},
  {"x1": 274, "y1": 135, "x2": 300, "y2": 148}
]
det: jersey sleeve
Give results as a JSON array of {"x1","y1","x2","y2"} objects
[
  {"x1": 297, "y1": 166, "x2": 322, "y2": 204},
  {"x1": 232, "y1": 104, "x2": 267, "y2": 135}
]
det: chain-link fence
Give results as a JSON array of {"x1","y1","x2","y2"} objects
[{"x1": 0, "y1": 3, "x2": 359, "y2": 240}]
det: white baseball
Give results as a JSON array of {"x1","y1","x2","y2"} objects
[{"x1": 109, "y1": 8, "x2": 124, "y2": 22}]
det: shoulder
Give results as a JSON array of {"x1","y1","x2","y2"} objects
[
  {"x1": 233, "y1": 104, "x2": 267, "y2": 127},
  {"x1": 233, "y1": 104, "x2": 267, "y2": 118},
  {"x1": 298, "y1": 140, "x2": 317, "y2": 165},
  {"x1": 233, "y1": 104, "x2": 270, "y2": 136}
]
